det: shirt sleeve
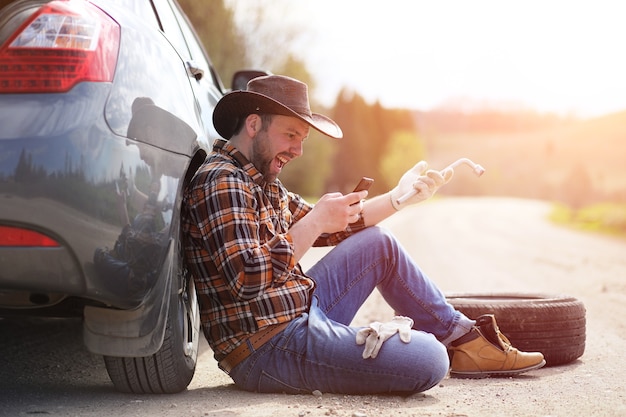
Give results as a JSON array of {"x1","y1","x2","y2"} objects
[{"x1": 187, "y1": 173, "x2": 298, "y2": 301}]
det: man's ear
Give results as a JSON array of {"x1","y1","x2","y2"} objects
[{"x1": 245, "y1": 114, "x2": 261, "y2": 137}]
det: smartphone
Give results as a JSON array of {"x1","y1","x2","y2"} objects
[{"x1": 352, "y1": 177, "x2": 374, "y2": 192}]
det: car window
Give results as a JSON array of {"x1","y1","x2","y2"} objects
[
  {"x1": 151, "y1": 0, "x2": 191, "y2": 61},
  {"x1": 168, "y1": 2, "x2": 221, "y2": 89},
  {"x1": 104, "y1": 0, "x2": 160, "y2": 28}
]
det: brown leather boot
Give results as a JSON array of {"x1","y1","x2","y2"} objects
[{"x1": 448, "y1": 314, "x2": 546, "y2": 378}]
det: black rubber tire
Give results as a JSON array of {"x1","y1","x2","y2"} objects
[
  {"x1": 104, "y1": 264, "x2": 200, "y2": 394},
  {"x1": 446, "y1": 293, "x2": 586, "y2": 366}
]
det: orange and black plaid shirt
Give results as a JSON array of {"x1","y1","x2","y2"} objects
[{"x1": 182, "y1": 140, "x2": 366, "y2": 357}]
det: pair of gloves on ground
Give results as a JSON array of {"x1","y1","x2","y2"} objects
[{"x1": 389, "y1": 161, "x2": 454, "y2": 210}]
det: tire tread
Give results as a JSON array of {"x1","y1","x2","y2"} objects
[{"x1": 446, "y1": 292, "x2": 586, "y2": 366}]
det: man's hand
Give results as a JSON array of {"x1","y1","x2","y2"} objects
[
  {"x1": 389, "y1": 161, "x2": 453, "y2": 210},
  {"x1": 309, "y1": 191, "x2": 367, "y2": 233},
  {"x1": 356, "y1": 316, "x2": 414, "y2": 359},
  {"x1": 288, "y1": 190, "x2": 366, "y2": 261}
]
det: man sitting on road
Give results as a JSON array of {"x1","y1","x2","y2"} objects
[{"x1": 181, "y1": 74, "x2": 545, "y2": 394}]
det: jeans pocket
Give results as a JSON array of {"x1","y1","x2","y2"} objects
[{"x1": 258, "y1": 370, "x2": 309, "y2": 394}]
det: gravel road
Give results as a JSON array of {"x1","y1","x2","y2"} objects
[{"x1": 1, "y1": 197, "x2": 625, "y2": 417}]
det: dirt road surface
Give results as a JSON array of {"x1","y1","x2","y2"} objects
[{"x1": 1, "y1": 197, "x2": 625, "y2": 417}]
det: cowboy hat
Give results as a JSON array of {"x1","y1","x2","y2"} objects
[{"x1": 212, "y1": 75, "x2": 343, "y2": 139}]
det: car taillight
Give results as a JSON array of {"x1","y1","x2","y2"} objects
[
  {"x1": 0, "y1": 226, "x2": 60, "y2": 247},
  {"x1": 0, "y1": 0, "x2": 120, "y2": 93}
]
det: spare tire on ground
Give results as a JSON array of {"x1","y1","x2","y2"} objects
[{"x1": 445, "y1": 293, "x2": 586, "y2": 366}]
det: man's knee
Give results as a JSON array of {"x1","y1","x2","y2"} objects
[
  {"x1": 354, "y1": 226, "x2": 399, "y2": 251},
  {"x1": 406, "y1": 333, "x2": 450, "y2": 392}
]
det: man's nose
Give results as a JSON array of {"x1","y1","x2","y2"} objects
[{"x1": 291, "y1": 141, "x2": 303, "y2": 157}]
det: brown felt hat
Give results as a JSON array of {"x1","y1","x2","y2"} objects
[{"x1": 213, "y1": 75, "x2": 343, "y2": 139}]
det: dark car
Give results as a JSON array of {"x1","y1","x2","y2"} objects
[{"x1": 0, "y1": 0, "x2": 263, "y2": 393}]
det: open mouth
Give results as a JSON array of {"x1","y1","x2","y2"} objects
[{"x1": 276, "y1": 155, "x2": 289, "y2": 169}]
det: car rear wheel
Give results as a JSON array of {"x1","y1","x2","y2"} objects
[
  {"x1": 103, "y1": 263, "x2": 200, "y2": 394},
  {"x1": 446, "y1": 292, "x2": 586, "y2": 366}
]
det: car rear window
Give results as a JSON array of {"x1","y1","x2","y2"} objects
[{"x1": 104, "y1": 0, "x2": 159, "y2": 28}]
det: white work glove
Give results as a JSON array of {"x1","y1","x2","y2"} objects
[
  {"x1": 355, "y1": 316, "x2": 414, "y2": 359},
  {"x1": 389, "y1": 161, "x2": 454, "y2": 211}
]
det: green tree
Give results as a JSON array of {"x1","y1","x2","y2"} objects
[
  {"x1": 327, "y1": 90, "x2": 418, "y2": 196},
  {"x1": 328, "y1": 91, "x2": 376, "y2": 193},
  {"x1": 379, "y1": 131, "x2": 427, "y2": 190},
  {"x1": 176, "y1": 1, "x2": 424, "y2": 199},
  {"x1": 559, "y1": 162, "x2": 597, "y2": 209}
]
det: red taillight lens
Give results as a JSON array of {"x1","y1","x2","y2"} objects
[
  {"x1": 0, "y1": 0, "x2": 120, "y2": 93},
  {"x1": 0, "y1": 226, "x2": 60, "y2": 247}
]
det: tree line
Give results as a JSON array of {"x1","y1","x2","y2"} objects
[
  {"x1": 178, "y1": 0, "x2": 611, "y2": 211},
  {"x1": 177, "y1": 0, "x2": 424, "y2": 198}
]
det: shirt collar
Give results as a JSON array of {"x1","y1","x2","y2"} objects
[{"x1": 213, "y1": 139, "x2": 265, "y2": 186}]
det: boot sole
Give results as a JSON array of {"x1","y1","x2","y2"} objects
[{"x1": 450, "y1": 359, "x2": 546, "y2": 379}]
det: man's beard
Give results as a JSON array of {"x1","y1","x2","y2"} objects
[{"x1": 250, "y1": 131, "x2": 278, "y2": 183}]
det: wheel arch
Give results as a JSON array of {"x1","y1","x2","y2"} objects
[{"x1": 82, "y1": 148, "x2": 207, "y2": 358}]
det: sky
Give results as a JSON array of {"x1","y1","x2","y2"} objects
[{"x1": 229, "y1": 0, "x2": 626, "y2": 118}]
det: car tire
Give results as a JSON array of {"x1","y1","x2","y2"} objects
[
  {"x1": 103, "y1": 261, "x2": 200, "y2": 394},
  {"x1": 446, "y1": 292, "x2": 586, "y2": 366}
]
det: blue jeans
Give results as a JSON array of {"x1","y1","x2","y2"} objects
[{"x1": 228, "y1": 226, "x2": 475, "y2": 394}]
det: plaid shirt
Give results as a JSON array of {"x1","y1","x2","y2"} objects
[{"x1": 182, "y1": 140, "x2": 366, "y2": 357}]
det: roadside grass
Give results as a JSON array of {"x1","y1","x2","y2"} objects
[{"x1": 549, "y1": 202, "x2": 626, "y2": 239}]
